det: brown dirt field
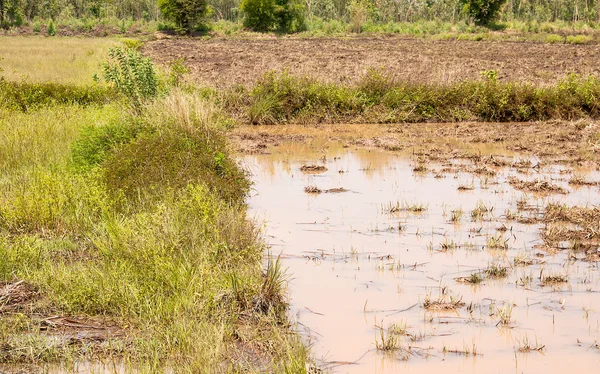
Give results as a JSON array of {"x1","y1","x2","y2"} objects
[{"x1": 143, "y1": 37, "x2": 600, "y2": 87}]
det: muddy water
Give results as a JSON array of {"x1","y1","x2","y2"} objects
[{"x1": 242, "y1": 140, "x2": 600, "y2": 373}]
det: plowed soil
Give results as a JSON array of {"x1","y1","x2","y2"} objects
[{"x1": 143, "y1": 37, "x2": 600, "y2": 87}]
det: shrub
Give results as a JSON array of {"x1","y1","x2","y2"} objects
[
  {"x1": 100, "y1": 46, "x2": 159, "y2": 109},
  {"x1": 566, "y1": 35, "x2": 593, "y2": 44},
  {"x1": 460, "y1": 0, "x2": 507, "y2": 26},
  {"x1": 32, "y1": 20, "x2": 41, "y2": 33},
  {"x1": 47, "y1": 19, "x2": 56, "y2": 36},
  {"x1": 101, "y1": 122, "x2": 249, "y2": 205},
  {"x1": 545, "y1": 34, "x2": 564, "y2": 43},
  {"x1": 240, "y1": 0, "x2": 305, "y2": 33},
  {"x1": 71, "y1": 121, "x2": 141, "y2": 171},
  {"x1": 158, "y1": 0, "x2": 208, "y2": 34}
]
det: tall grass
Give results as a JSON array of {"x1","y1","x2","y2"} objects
[
  {"x1": 225, "y1": 70, "x2": 600, "y2": 124},
  {"x1": 0, "y1": 91, "x2": 309, "y2": 371}
]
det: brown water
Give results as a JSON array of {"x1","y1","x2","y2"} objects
[{"x1": 243, "y1": 140, "x2": 600, "y2": 373}]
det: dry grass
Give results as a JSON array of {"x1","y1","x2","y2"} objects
[
  {"x1": 542, "y1": 204, "x2": 600, "y2": 246},
  {"x1": 304, "y1": 185, "x2": 322, "y2": 194},
  {"x1": 300, "y1": 165, "x2": 327, "y2": 174},
  {"x1": 0, "y1": 37, "x2": 118, "y2": 84},
  {"x1": 508, "y1": 178, "x2": 567, "y2": 194}
]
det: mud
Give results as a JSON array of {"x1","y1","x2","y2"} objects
[{"x1": 144, "y1": 38, "x2": 600, "y2": 87}]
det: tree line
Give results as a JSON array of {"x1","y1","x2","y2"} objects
[{"x1": 1, "y1": 0, "x2": 600, "y2": 32}]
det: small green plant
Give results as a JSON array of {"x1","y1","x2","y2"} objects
[
  {"x1": 496, "y1": 303, "x2": 513, "y2": 325},
  {"x1": 168, "y1": 58, "x2": 189, "y2": 87},
  {"x1": 121, "y1": 38, "x2": 144, "y2": 51},
  {"x1": 375, "y1": 327, "x2": 403, "y2": 353},
  {"x1": 484, "y1": 263, "x2": 508, "y2": 278},
  {"x1": 566, "y1": 35, "x2": 593, "y2": 45},
  {"x1": 450, "y1": 209, "x2": 463, "y2": 223},
  {"x1": 47, "y1": 19, "x2": 56, "y2": 36},
  {"x1": 468, "y1": 273, "x2": 484, "y2": 284},
  {"x1": 32, "y1": 20, "x2": 41, "y2": 33},
  {"x1": 100, "y1": 46, "x2": 159, "y2": 109},
  {"x1": 545, "y1": 34, "x2": 564, "y2": 44},
  {"x1": 480, "y1": 69, "x2": 499, "y2": 82}
]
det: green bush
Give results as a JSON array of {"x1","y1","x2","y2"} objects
[
  {"x1": 71, "y1": 121, "x2": 141, "y2": 171},
  {"x1": 240, "y1": 0, "x2": 305, "y2": 33},
  {"x1": 101, "y1": 128, "x2": 249, "y2": 205},
  {"x1": 100, "y1": 46, "x2": 159, "y2": 110},
  {"x1": 32, "y1": 20, "x2": 41, "y2": 33},
  {"x1": 47, "y1": 19, "x2": 56, "y2": 35},
  {"x1": 460, "y1": 0, "x2": 507, "y2": 26},
  {"x1": 158, "y1": 0, "x2": 208, "y2": 34}
]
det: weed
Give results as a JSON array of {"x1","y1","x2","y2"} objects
[
  {"x1": 517, "y1": 335, "x2": 545, "y2": 352},
  {"x1": 466, "y1": 273, "x2": 484, "y2": 284},
  {"x1": 484, "y1": 263, "x2": 509, "y2": 278},
  {"x1": 422, "y1": 292, "x2": 465, "y2": 311},
  {"x1": 375, "y1": 327, "x2": 402, "y2": 352},
  {"x1": 471, "y1": 201, "x2": 493, "y2": 221},
  {"x1": 100, "y1": 46, "x2": 159, "y2": 110},
  {"x1": 496, "y1": 303, "x2": 513, "y2": 326},
  {"x1": 450, "y1": 209, "x2": 463, "y2": 223},
  {"x1": 384, "y1": 200, "x2": 428, "y2": 214},
  {"x1": 487, "y1": 235, "x2": 509, "y2": 250},
  {"x1": 540, "y1": 270, "x2": 569, "y2": 285}
]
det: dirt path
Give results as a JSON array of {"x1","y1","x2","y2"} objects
[{"x1": 144, "y1": 37, "x2": 600, "y2": 87}]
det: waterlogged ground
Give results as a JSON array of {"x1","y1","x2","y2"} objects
[{"x1": 242, "y1": 139, "x2": 600, "y2": 373}]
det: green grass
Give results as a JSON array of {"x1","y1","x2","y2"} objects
[
  {"x1": 221, "y1": 69, "x2": 600, "y2": 125},
  {"x1": 0, "y1": 87, "x2": 309, "y2": 371}
]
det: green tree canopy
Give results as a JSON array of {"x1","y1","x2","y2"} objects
[
  {"x1": 158, "y1": 0, "x2": 207, "y2": 33},
  {"x1": 460, "y1": 0, "x2": 507, "y2": 26},
  {"x1": 240, "y1": 0, "x2": 305, "y2": 33}
]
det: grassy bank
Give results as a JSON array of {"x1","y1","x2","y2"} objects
[
  {"x1": 0, "y1": 69, "x2": 309, "y2": 373},
  {"x1": 219, "y1": 70, "x2": 600, "y2": 124}
]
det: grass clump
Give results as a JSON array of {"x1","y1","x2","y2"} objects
[
  {"x1": 384, "y1": 200, "x2": 428, "y2": 214},
  {"x1": 484, "y1": 263, "x2": 509, "y2": 278}
]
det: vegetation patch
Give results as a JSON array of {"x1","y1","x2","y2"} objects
[
  {"x1": 508, "y1": 178, "x2": 567, "y2": 194},
  {"x1": 300, "y1": 165, "x2": 327, "y2": 174},
  {"x1": 220, "y1": 70, "x2": 600, "y2": 125}
]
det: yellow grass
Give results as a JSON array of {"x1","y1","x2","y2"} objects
[{"x1": 0, "y1": 36, "x2": 118, "y2": 84}]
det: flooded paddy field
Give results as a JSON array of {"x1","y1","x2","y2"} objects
[{"x1": 242, "y1": 136, "x2": 600, "y2": 373}]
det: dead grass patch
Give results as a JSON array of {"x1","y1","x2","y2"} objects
[
  {"x1": 0, "y1": 280, "x2": 38, "y2": 313},
  {"x1": 304, "y1": 186, "x2": 322, "y2": 194},
  {"x1": 508, "y1": 178, "x2": 567, "y2": 194},
  {"x1": 300, "y1": 165, "x2": 327, "y2": 174}
]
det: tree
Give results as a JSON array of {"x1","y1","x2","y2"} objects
[
  {"x1": 460, "y1": 0, "x2": 507, "y2": 26},
  {"x1": 240, "y1": 0, "x2": 305, "y2": 33},
  {"x1": 158, "y1": 0, "x2": 207, "y2": 33}
]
